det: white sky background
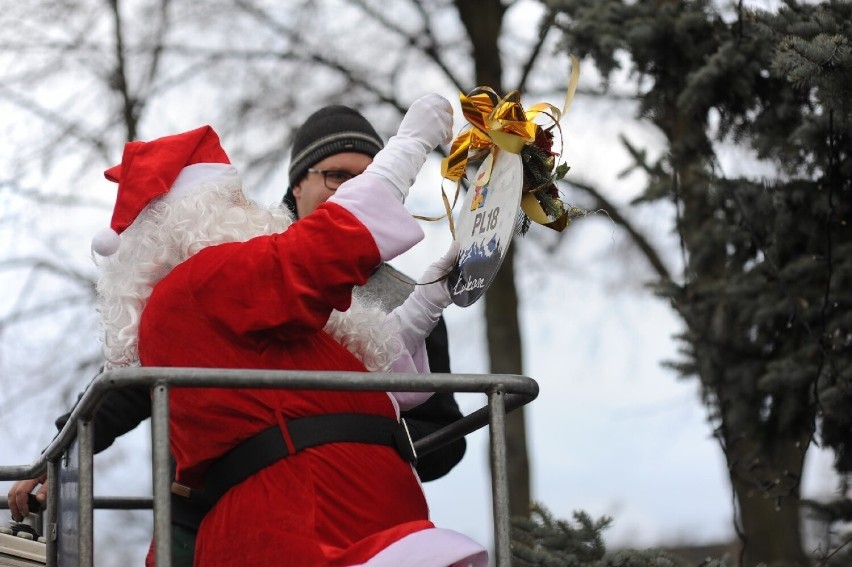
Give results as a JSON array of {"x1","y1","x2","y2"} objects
[{"x1": 0, "y1": 0, "x2": 842, "y2": 563}]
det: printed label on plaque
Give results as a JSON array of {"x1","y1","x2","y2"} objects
[{"x1": 448, "y1": 149, "x2": 523, "y2": 307}]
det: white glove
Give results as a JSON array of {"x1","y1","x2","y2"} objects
[
  {"x1": 365, "y1": 93, "x2": 453, "y2": 202},
  {"x1": 391, "y1": 241, "x2": 459, "y2": 356}
]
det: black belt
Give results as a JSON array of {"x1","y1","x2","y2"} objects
[{"x1": 172, "y1": 413, "x2": 417, "y2": 513}]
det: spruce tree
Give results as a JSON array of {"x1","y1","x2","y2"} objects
[
  {"x1": 511, "y1": 503, "x2": 724, "y2": 566},
  {"x1": 544, "y1": 1, "x2": 852, "y2": 564}
]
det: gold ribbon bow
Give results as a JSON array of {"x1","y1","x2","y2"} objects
[
  {"x1": 440, "y1": 55, "x2": 580, "y2": 231},
  {"x1": 440, "y1": 88, "x2": 538, "y2": 181}
]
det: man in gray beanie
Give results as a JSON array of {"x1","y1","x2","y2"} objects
[
  {"x1": 284, "y1": 105, "x2": 384, "y2": 218},
  {"x1": 284, "y1": 104, "x2": 466, "y2": 482}
]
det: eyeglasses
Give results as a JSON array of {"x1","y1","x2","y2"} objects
[{"x1": 307, "y1": 168, "x2": 357, "y2": 191}]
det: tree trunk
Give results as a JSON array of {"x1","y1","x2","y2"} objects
[
  {"x1": 454, "y1": 0, "x2": 532, "y2": 519},
  {"x1": 484, "y1": 246, "x2": 530, "y2": 517},
  {"x1": 727, "y1": 438, "x2": 809, "y2": 566}
]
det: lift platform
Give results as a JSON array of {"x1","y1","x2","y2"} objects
[{"x1": 1, "y1": 368, "x2": 537, "y2": 566}]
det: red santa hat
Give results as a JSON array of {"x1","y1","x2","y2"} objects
[{"x1": 92, "y1": 125, "x2": 239, "y2": 256}]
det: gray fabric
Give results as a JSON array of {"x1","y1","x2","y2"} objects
[{"x1": 355, "y1": 263, "x2": 416, "y2": 311}]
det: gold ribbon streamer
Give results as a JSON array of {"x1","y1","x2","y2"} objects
[{"x1": 440, "y1": 55, "x2": 581, "y2": 230}]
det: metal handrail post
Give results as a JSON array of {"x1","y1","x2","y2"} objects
[
  {"x1": 488, "y1": 387, "x2": 511, "y2": 567},
  {"x1": 45, "y1": 457, "x2": 59, "y2": 567},
  {"x1": 77, "y1": 420, "x2": 94, "y2": 567},
  {"x1": 151, "y1": 382, "x2": 172, "y2": 567}
]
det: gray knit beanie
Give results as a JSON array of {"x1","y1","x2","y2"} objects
[{"x1": 283, "y1": 105, "x2": 384, "y2": 217}]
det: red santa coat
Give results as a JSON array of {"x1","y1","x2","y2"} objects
[{"x1": 137, "y1": 182, "x2": 453, "y2": 565}]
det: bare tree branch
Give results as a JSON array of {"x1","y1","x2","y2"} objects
[
  {"x1": 516, "y1": 8, "x2": 556, "y2": 94},
  {"x1": 142, "y1": 0, "x2": 172, "y2": 92},
  {"x1": 0, "y1": 295, "x2": 93, "y2": 331},
  {"x1": 0, "y1": 257, "x2": 96, "y2": 289},
  {"x1": 231, "y1": 0, "x2": 405, "y2": 111},
  {"x1": 350, "y1": 0, "x2": 467, "y2": 92},
  {"x1": 0, "y1": 179, "x2": 109, "y2": 209},
  {"x1": 104, "y1": 0, "x2": 138, "y2": 140},
  {"x1": 568, "y1": 178, "x2": 674, "y2": 284},
  {"x1": 0, "y1": 83, "x2": 111, "y2": 160}
]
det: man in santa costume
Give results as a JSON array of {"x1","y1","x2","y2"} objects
[{"x1": 91, "y1": 93, "x2": 487, "y2": 566}]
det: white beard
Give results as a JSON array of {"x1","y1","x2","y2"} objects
[{"x1": 323, "y1": 298, "x2": 402, "y2": 373}]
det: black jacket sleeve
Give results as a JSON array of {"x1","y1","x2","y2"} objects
[
  {"x1": 54, "y1": 384, "x2": 152, "y2": 454},
  {"x1": 401, "y1": 316, "x2": 466, "y2": 482}
]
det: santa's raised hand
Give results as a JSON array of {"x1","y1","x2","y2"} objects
[{"x1": 364, "y1": 93, "x2": 454, "y2": 202}]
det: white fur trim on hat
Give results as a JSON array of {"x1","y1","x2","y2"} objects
[
  {"x1": 162, "y1": 163, "x2": 240, "y2": 203},
  {"x1": 92, "y1": 163, "x2": 239, "y2": 256}
]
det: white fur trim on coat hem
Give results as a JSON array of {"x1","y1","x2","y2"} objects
[{"x1": 353, "y1": 528, "x2": 488, "y2": 567}]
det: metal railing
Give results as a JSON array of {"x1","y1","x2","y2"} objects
[{"x1": 1, "y1": 367, "x2": 538, "y2": 567}]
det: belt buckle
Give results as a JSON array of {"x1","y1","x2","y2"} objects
[
  {"x1": 171, "y1": 482, "x2": 192, "y2": 498},
  {"x1": 394, "y1": 418, "x2": 418, "y2": 465}
]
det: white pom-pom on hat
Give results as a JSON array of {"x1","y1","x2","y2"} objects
[{"x1": 92, "y1": 227, "x2": 121, "y2": 256}]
